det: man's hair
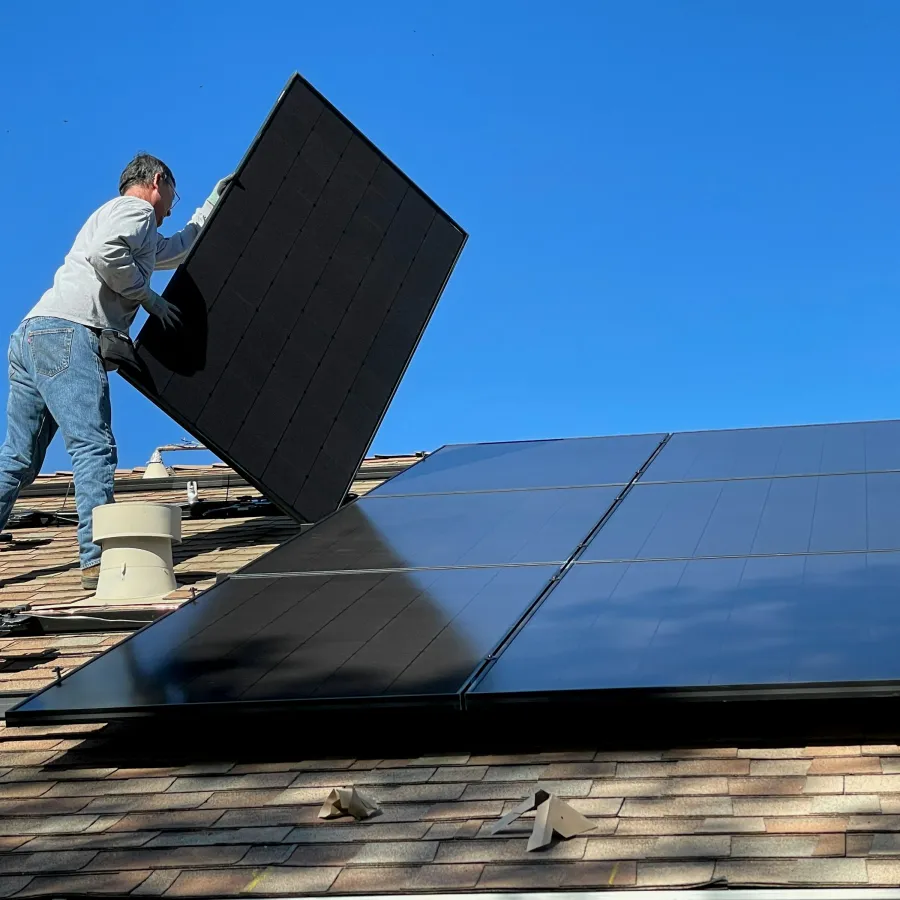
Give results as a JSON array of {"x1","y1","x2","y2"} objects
[{"x1": 118, "y1": 153, "x2": 175, "y2": 195}]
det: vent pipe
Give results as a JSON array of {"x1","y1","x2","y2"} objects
[
  {"x1": 92, "y1": 503, "x2": 182, "y2": 604},
  {"x1": 142, "y1": 441, "x2": 206, "y2": 479},
  {"x1": 142, "y1": 449, "x2": 171, "y2": 480}
]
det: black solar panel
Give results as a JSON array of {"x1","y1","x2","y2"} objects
[
  {"x1": 243, "y1": 487, "x2": 620, "y2": 573},
  {"x1": 373, "y1": 434, "x2": 666, "y2": 495},
  {"x1": 124, "y1": 73, "x2": 466, "y2": 523},
  {"x1": 470, "y1": 552, "x2": 900, "y2": 696},
  {"x1": 582, "y1": 474, "x2": 900, "y2": 562},
  {"x1": 643, "y1": 420, "x2": 900, "y2": 483},
  {"x1": 470, "y1": 422, "x2": 900, "y2": 707},
  {"x1": 10, "y1": 566, "x2": 557, "y2": 720}
]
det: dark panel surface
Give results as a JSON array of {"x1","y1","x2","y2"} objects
[
  {"x1": 472, "y1": 551, "x2": 900, "y2": 696},
  {"x1": 10, "y1": 565, "x2": 556, "y2": 721},
  {"x1": 374, "y1": 434, "x2": 665, "y2": 495},
  {"x1": 644, "y1": 420, "x2": 900, "y2": 483},
  {"x1": 124, "y1": 73, "x2": 466, "y2": 523},
  {"x1": 244, "y1": 486, "x2": 620, "y2": 573},
  {"x1": 582, "y1": 473, "x2": 900, "y2": 562}
]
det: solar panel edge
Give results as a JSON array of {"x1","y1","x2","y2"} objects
[
  {"x1": 114, "y1": 378, "x2": 307, "y2": 522},
  {"x1": 418, "y1": 431, "x2": 671, "y2": 450}
]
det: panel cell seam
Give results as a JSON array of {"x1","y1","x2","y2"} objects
[
  {"x1": 230, "y1": 561, "x2": 570, "y2": 579},
  {"x1": 458, "y1": 433, "x2": 673, "y2": 701}
]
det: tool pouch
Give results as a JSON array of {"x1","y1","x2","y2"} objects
[{"x1": 99, "y1": 329, "x2": 138, "y2": 373}]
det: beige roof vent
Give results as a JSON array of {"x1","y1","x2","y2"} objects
[
  {"x1": 92, "y1": 503, "x2": 182, "y2": 604},
  {"x1": 142, "y1": 449, "x2": 171, "y2": 480}
]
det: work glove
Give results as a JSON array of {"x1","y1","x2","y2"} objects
[
  {"x1": 193, "y1": 174, "x2": 235, "y2": 229},
  {"x1": 207, "y1": 174, "x2": 234, "y2": 207},
  {"x1": 143, "y1": 289, "x2": 181, "y2": 329}
]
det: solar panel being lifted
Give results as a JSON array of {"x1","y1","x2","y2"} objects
[{"x1": 124, "y1": 73, "x2": 466, "y2": 523}]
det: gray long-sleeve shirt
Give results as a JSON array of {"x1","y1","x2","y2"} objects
[{"x1": 27, "y1": 196, "x2": 209, "y2": 335}]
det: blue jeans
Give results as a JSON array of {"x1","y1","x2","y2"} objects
[{"x1": 0, "y1": 317, "x2": 117, "y2": 569}]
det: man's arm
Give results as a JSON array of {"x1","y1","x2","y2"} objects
[
  {"x1": 153, "y1": 213, "x2": 203, "y2": 271},
  {"x1": 154, "y1": 177, "x2": 233, "y2": 270},
  {"x1": 85, "y1": 200, "x2": 155, "y2": 301},
  {"x1": 85, "y1": 198, "x2": 181, "y2": 328}
]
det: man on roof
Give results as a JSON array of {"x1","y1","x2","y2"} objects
[{"x1": 0, "y1": 154, "x2": 230, "y2": 592}]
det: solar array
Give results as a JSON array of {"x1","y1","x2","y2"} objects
[
  {"x1": 16, "y1": 421, "x2": 900, "y2": 725},
  {"x1": 471, "y1": 420, "x2": 900, "y2": 704},
  {"x1": 123, "y1": 73, "x2": 466, "y2": 524}
]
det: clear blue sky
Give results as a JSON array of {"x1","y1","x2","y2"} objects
[{"x1": 1, "y1": 1, "x2": 899, "y2": 472}]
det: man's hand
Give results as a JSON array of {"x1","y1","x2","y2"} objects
[
  {"x1": 207, "y1": 175, "x2": 234, "y2": 208},
  {"x1": 143, "y1": 289, "x2": 182, "y2": 329},
  {"x1": 191, "y1": 174, "x2": 236, "y2": 231}
]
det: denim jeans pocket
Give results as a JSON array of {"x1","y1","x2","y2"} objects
[{"x1": 28, "y1": 327, "x2": 74, "y2": 377}]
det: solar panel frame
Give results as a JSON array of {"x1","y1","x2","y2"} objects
[{"x1": 122, "y1": 72, "x2": 467, "y2": 524}]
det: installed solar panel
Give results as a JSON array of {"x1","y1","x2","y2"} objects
[
  {"x1": 470, "y1": 552, "x2": 900, "y2": 697},
  {"x1": 471, "y1": 421, "x2": 900, "y2": 708},
  {"x1": 373, "y1": 434, "x2": 666, "y2": 495},
  {"x1": 124, "y1": 73, "x2": 466, "y2": 523},
  {"x1": 643, "y1": 420, "x2": 900, "y2": 483},
  {"x1": 10, "y1": 566, "x2": 558, "y2": 720},
  {"x1": 243, "y1": 487, "x2": 620, "y2": 573},
  {"x1": 581, "y1": 473, "x2": 900, "y2": 562}
]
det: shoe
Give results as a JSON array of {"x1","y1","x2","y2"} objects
[{"x1": 81, "y1": 568, "x2": 100, "y2": 592}]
